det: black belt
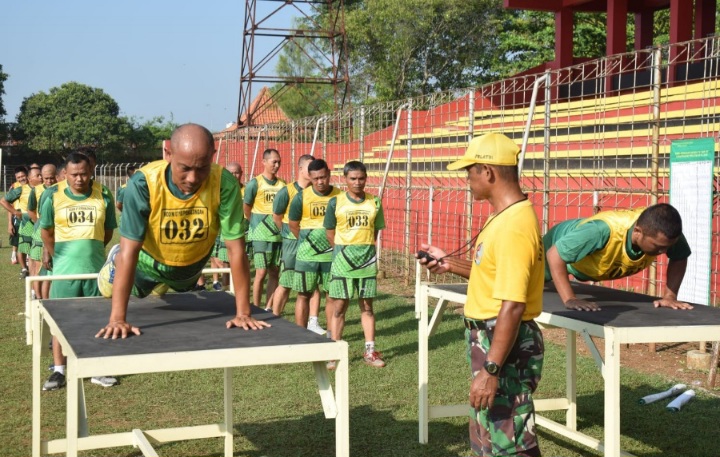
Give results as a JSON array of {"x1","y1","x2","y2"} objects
[
  {"x1": 463, "y1": 317, "x2": 497, "y2": 330},
  {"x1": 463, "y1": 317, "x2": 535, "y2": 330}
]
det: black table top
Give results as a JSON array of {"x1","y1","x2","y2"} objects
[
  {"x1": 42, "y1": 291, "x2": 331, "y2": 359},
  {"x1": 430, "y1": 282, "x2": 720, "y2": 328}
]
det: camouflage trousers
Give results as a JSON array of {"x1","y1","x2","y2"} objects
[{"x1": 465, "y1": 320, "x2": 544, "y2": 456}]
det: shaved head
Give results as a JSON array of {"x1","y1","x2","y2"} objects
[
  {"x1": 169, "y1": 123, "x2": 215, "y2": 159},
  {"x1": 166, "y1": 123, "x2": 216, "y2": 195}
]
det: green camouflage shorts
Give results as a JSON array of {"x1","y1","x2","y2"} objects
[
  {"x1": 328, "y1": 276, "x2": 377, "y2": 299},
  {"x1": 292, "y1": 264, "x2": 331, "y2": 294},
  {"x1": 466, "y1": 320, "x2": 544, "y2": 456},
  {"x1": 18, "y1": 219, "x2": 34, "y2": 254},
  {"x1": 252, "y1": 241, "x2": 281, "y2": 269}
]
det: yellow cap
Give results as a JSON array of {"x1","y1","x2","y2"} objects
[{"x1": 446, "y1": 133, "x2": 520, "y2": 170}]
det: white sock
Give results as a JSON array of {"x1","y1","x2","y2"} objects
[
  {"x1": 365, "y1": 341, "x2": 375, "y2": 353},
  {"x1": 54, "y1": 365, "x2": 65, "y2": 375},
  {"x1": 308, "y1": 316, "x2": 318, "y2": 325}
]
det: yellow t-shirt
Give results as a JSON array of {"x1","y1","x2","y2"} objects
[
  {"x1": 142, "y1": 160, "x2": 222, "y2": 266},
  {"x1": 465, "y1": 199, "x2": 544, "y2": 321},
  {"x1": 15, "y1": 184, "x2": 32, "y2": 213},
  {"x1": 333, "y1": 192, "x2": 380, "y2": 246},
  {"x1": 300, "y1": 186, "x2": 341, "y2": 230},
  {"x1": 571, "y1": 208, "x2": 654, "y2": 281},
  {"x1": 251, "y1": 174, "x2": 286, "y2": 215},
  {"x1": 52, "y1": 181, "x2": 107, "y2": 243},
  {"x1": 282, "y1": 182, "x2": 302, "y2": 225}
]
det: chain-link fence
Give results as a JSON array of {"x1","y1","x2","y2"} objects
[{"x1": 5, "y1": 36, "x2": 720, "y2": 302}]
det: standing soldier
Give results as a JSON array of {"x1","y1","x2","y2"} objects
[
  {"x1": 39, "y1": 153, "x2": 118, "y2": 390},
  {"x1": 27, "y1": 164, "x2": 58, "y2": 299},
  {"x1": 244, "y1": 148, "x2": 285, "y2": 310},
  {"x1": 288, "y1": 159, "x2": 340, "y2": 332},
  {"x1": 324, "y1": 161, "x2": 386, "y2": 368}
]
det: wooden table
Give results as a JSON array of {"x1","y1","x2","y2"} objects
[
  {"x1": 32, "y1": 290, "x2": 349, "y2": 457},
  {"x1": 416, "y1": 282, "x2": 720, "y2": 457}
]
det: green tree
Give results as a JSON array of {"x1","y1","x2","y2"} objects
[
  {"x1": 0, "y1": 65, "x2": 8, "y2": 139},
  {"x1": 16, "y1": 82, "x2": 126, "y2": 159},
  {"x1": 120, "y1": 115, "x2": 178, "y2": 160},
  {"x1": 345, "y1": 0, "x2": 502, "y2": 102}
]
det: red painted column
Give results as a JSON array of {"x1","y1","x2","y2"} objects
[
  {"x1": 634, "y1": 10, "x2": 654, "y2": 51},
  {"x1": 669, "y1": 0, "x2": 693, "y2": 82},
  {"x1": 606, "y1": 0, "x2": 628, "y2": 93},
  {"x1": 607, "y1": 0, "x2": 628, "y2": 56},
  {"x1": 555, "y1": 7, "x2": 574, "y2": 69},
  {"x1": 695, "y1": 0, "x2": 716, "y2": 40}
]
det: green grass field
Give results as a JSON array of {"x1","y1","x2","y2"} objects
[{"x1": 1, "y1": 207, "x2": 719, "y2": 456}]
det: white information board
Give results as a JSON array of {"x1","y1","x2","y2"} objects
[{"x1": 669, "y1": 138, "x2": 715, "y2": 306}]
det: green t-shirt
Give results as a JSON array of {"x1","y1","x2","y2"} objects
[
  {"x1": 289, "y1": 186, "x2": 338, "y2": 263},
  {"x1": 543, "y1": 218, "x2": 692, "y2": 281},
  {"x1": 116, "y1": 184, "x2": 126, "y2": 206},
  {"x1": 272, "y1": 182, "x2": 303, "y2": 239},
  {"x1": 39, "y1": 182, "x2": 117, "y2": 275},
  {"x1": 120, "y1": 165, "x2": 245, "y2": 276}
]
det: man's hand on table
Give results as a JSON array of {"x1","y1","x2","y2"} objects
[
  {"x1": 95, "y1": 320, "x2": 142, "y2": 339},
  {"x1": 563, "y1": 297, "x2": 601, "y2": 312},
  {"x1": 226, "y1": 314, "x2": 271, "y2": 330},
  {"x1": 653, "y1": 297, "x2": 694, "y2": 310}
]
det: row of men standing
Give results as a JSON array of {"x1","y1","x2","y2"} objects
[{"x1": 242, "y1": 148, "x2": 386, "y2": 368}]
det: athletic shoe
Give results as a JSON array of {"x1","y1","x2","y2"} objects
[
  {"x1": 43, "y1": 372, "x2": 66, "y2": 391},
  {"x1": 363, "y1": 350, "x2": 386, "y2": 368},
  {"x1": 97, "y1": 244, "x2": 120, "y2": 298},
  {"x1": 307, "y1": 320, "x2": 327, "y2": 335},
  {"x1": 326, "y1": 360, "x2": 337, "y2": 371},
  {"x1": 11, "y1": 251, "x2": 17, "y2": 264},
  {"x1": 212, "y1": 281, "x2": 223, "y2": 291},
  {"x1": 91, "y1": 376, "x2": 118, "y2": 387},
  {"x1": 20, "y1": 268, "x2": 29, "y2": 279},
  {"x1": 192, "y1": 283, "x2": 207, "y2": 291}
]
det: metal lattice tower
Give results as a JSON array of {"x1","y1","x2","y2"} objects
[{"x1": 237, "y1": 0, "x2": 350, "y2": 127}]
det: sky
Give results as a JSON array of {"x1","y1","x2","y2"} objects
[{"x1": 2, "y1": 1, "x2": 297, "y2": 132}]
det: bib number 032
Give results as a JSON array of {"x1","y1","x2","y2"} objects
[{"x1": 160, "y1": 208, "x2": 209, "y2": 244}]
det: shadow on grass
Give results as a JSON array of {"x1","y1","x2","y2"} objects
[
  {"x1": 234, "y1": 404, "x2": 469, "y2": 457},
  {"x1": 537, "y1": 382, "x2": 720, "y2": 457}
]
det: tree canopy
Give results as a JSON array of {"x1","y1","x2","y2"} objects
[
  {"x1": 276, "y1": 0, "x2": 718, "y2": 105},
  {"x1": 16, "y1": 82, "x2": 126, "y2": 158},
  {"x1": 0, "y1": 65, "x2": 8, "y2": 139}
]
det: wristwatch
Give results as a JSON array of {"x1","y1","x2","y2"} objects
[{"x1": 483, "y1": 360, "x2": 500, "y2": 376}]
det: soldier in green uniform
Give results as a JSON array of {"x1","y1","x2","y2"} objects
[
  {"x1": 39, "y1": 153, "x2": 118, "y2": 390},
  {"x1": 270, "y1": 155, "x2": 322, "y2": 329},
  {"x1": 27, "y1": 164, "x2": 57, "y2": 299},
  {"x1": 544, "y1": 204, "x2": 693, "y2": 311},
  {"x1": 244, "y1": 149, "x2": 286, "y2": 309},
  {"x1": 1, "y1": 166, "x2": 35, "y2": 278},
  {"x1": 324, "y1": 161, "x2": 386, "y2": 368},
  {"x1": 288, "y1": 159, "x2": 341, "y2": 332},
  {"x1": 96, "y1": 124, "x2": 268, "y2": 339}
]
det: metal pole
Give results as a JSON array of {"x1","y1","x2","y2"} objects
[
  {"x1": 359, "y1": 106, "x2": 365, "y2": 162},
  {"x1": 404, "y1": 100, "x2": 413, "y2": 285},
  {"x1": 542, "y1": 70, "x2": 551, "y2": 233},
  {"x1": 310, "y1": 117, "x2": 324, "y2": 158},
  {"x1": 249, "y1": 126, "x2": 267, "y2": 178},
  {"x1": 519, "y1": 73, "x2": 549, "y2": 178},
  {"x1": 648, "y1": 47, "x2": 661, "y2": 298}
]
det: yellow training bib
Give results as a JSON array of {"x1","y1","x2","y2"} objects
[
  {"x1": 52, "y1": 181, "x2": 107, "y2": 243},
  {"x1": 141, "y1": 160, "x2": 222, "y2": 266},
  {"x1": 251, "y1": 174, "x2": 286, "y2": 215},
  {"x1": 571, "y1": 208, "x2": 654, "y2": 281},
  {"x1": 300, "y1": 186, "x2": 341, "y2": 230},
  {"x1": 333, "y1": 192, "x2": 379, "y2": 246}
]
